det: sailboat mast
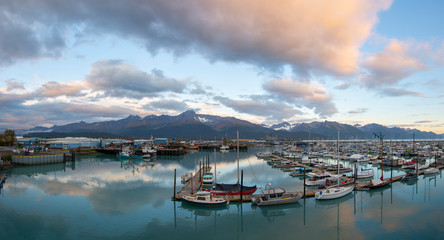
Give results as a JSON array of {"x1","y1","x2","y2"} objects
[
  {"x1": 237, "y1": 130, "x2": 240, "y2": 184},
  {"x1": 337, "y1": 131, "x2": 340, "y2": 186},
  {"x1": 214, "y1": 148, "x2": 217, "y2": 185}
]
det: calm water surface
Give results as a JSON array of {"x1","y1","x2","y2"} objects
[{"x1": 1, "y1": 148, "x2": 443, "y2": 239}]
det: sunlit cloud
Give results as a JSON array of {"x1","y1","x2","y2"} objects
[
  {"x1": 360, "y1": 40, "x2": 428, "y2": 88},
  {"x1": 263, "y1": 78, "x2": 337, "y2": 117}
]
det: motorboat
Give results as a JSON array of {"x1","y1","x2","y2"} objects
[
  {"x1": 305, "y1": 172, "x2": 338, "y2": 186},
  {"x1": 202, "y1": 172, "x2": 214, "y2": 184},
  {"x1": 315, "y1": 185, "x2": 354, "y2": 200},
  {"x1": 182, "y1": 191, "x2": 229, "y2": 207},
  {"x1": 252, "y1": 184, "x2": 302, "y2": 206},
  {"x1": 181, "y1": 172, "x2": 193, "y2": 183}
]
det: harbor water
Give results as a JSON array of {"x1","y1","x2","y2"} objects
[{"x1": 1, "y1": 148, "x2": 443, "y2": 239}]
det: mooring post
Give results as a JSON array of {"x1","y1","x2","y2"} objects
[
  {"x1": 303, "y1": 167, "x2": 306, "y2": 197},
  {"x1": 173, "y1": 169, "x2": 176, "y2": 200},
  {"x1": 240, "y1": 169, "x2": 244, "y2": 202}
]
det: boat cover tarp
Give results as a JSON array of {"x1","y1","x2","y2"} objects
[{"x1": 215, "y1": 183, "x2": 256, "y2": 192}]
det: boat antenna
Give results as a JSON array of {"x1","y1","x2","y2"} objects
[{"x1": 237, "y1": 130, "x2": 240, "y2": 184}]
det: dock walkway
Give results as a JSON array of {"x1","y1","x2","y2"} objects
[{"x1": 174, "y1": 165, "x2": 212, "y2": 200}]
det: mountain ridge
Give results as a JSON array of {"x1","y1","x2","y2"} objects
[{"x1": 13, "y1": 110, "x2": 444, "y2": 139}]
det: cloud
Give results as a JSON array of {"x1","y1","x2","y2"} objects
[
  {"x1": 5, "y1": 79, "x2": 25, "y2": 91},
  {"x1": 144, "y1": 99, "x2": 189, "y2": 112},
  {"x1": 35, "y1": 81, "x2": 85, "y2": 98},
  {"x1": 348, "y1": 108, "x2": 368, "y2": 114},
  {"x1": 0, "y1": 7, "x2": 65, "y2": 66},
  {"x1": 378, "y1": 88, "x2": 424, "y2": 97},
  {"x1": 360, "y1": 40, "x2": 428, "y2": 88},
  {"x1": 215, "y1": 96, "x2": 302, "y2": 121},
  {"x1": 263, "y1": 78, "x2": 337, "y2": 117},
  {"x1": 335, "y1": 82, "x2": 350, "y2": 90},
  {"x1": 0, "y1": 0, "x2": 392, "y2": 75},
  {"x1": 414, "y1": 120, "x2": 433, "y2": 124},
  {"x1": 0, "y1": 91, "x2": 136, "y2": 128},
  {"x1": 85, "y1": 60, "x2": 187, "y2": 99}
]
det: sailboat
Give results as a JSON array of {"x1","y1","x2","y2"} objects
[
  {"x1": 210, "y1": 131, "x2": 257, "y2": 196},
  {"x1": 367, "y1": 134, "x2": 391, "y2": 189},
  {"x1": 315, "y1": 131, "x2": 354, "y2": 200}
]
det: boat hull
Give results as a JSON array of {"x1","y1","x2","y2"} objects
[
  {"x1": 181, "y1": 197, "x2": 229, "y2": 207},
  {"x1": 315, "y1": 186, "x2": 354, "y2": 200},
  {"x1": 252, "y1": 194, "x2": 301, "y2": 206}
]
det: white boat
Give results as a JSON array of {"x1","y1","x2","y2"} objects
[
  {"x1": 182, "y1": 191, "x2": 229, "y2": 207},
  {"x1": 349, "y1": 154, "x2": 369, "y2": 162},
  {"x1": 181, "y1": 172, "x2": 193, "y2": 183},
  {"x1": 220, "y1": 145, "x2": 230, "y2": 151},
  {"x1": 315, "y1": 185, "x2": 354, "y2": 200},
  {"x1": 315, "y1": 131, "x2": 354, "y2": 200},
  {"x1": 357, "y1": 169, "x2": 374, "y2": 179},
  {"x1": 252, "y1": 184, "x2": 302, "y2": 206},
  {"x1": 424, "y1": 167, "x2": 439, "y2": 175}
]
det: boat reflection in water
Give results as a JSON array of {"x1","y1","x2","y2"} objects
[{"x1": 253, "y1": 202, "x2": 302, "y2": 222}]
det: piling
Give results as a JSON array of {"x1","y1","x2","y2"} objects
[
  {"x1": 303, "y1": 167, "x2": 306, "y2": 197},
  {"x1": 240, "y1": 169, "x2": 244, "y2": 202},
  {"x1": 173, "y1": 169, "x2": 176, "y2": 200}
]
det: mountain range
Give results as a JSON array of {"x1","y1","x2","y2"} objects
[{"x1": 13, "y1": 110, "x2": 444, "y2": 140}]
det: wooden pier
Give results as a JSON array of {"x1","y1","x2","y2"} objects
[{"x1": 174, "y1": 164, "x2": 212, "y2": 200}]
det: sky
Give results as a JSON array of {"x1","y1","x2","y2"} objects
[{"x1": 1, "y1": 0, "x2": 444, "y2": 133}]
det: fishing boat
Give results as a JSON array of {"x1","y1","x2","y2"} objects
[
  {"x1": 182, "y1": 191, "x2": 229, "y2": 207},
  {"x1": 252, "y1": 184, "x2": 302, "y2": 206},
  {"x1": 315, "y1": 131, "x2": 354, "y2": 200},
  {"x1": 119, "y1": 146, "x2": 143, "y2": 159}
]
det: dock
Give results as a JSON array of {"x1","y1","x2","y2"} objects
[
  {"x1": 173, "y1": 154, "x2": 444, "y2": 203},
  {"x1": 174, "y1": 164, "x2": 212, "y2": 200}
]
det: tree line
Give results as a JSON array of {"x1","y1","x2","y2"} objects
[{"x1": 0, "y1": 129, "x2": 17, "y2": 146}]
